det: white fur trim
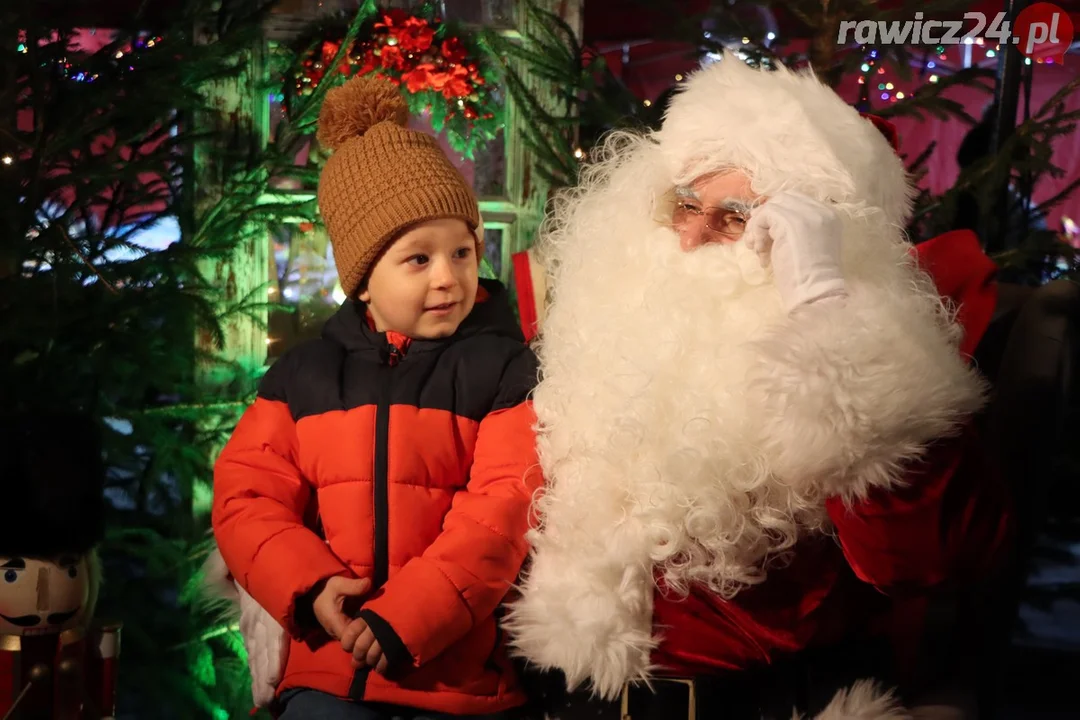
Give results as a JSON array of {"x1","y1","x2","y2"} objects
[
  {"x1": 505, "y1": 530, "x2": 657, "y2": 700},
  {"x1": 805, "y1": 680, "x2": 913, "y2": 720},
  {"x1": 201, "y1": 546, "x2": 288, "y2": 707},
  {"x1": 658, "y1": 53, "x2": 916, "y2": 230},
  {"x1": 201, "y1": 546, "x2": 239, "y2": 604},
  {"x1": 746, "y1": 277, "x2": 987, "y2": 502},
  {"x1": 238, "y1": 580, "x2": 290, "y2": 707}
]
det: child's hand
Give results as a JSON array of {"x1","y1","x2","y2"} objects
[
  {"x1": 311, "y1": 576, "x2": 372, "y2": 639},
  {"x1": 340, "y1": 617, "x2": 389, "y2": 674}
]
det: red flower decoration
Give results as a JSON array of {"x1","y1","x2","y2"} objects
[
  {"x1": 441, "y1": 65, "x2": 471, "y2": 98},
  {"x1": 374, "y1": 8, "x2": 411, "y2": 30},
  {"x1": 441, "y1": 37, "x2": 467, "y2": 64},
  {"x1": 356, "y1": 48, "x2": 377, "y2": 76},
  {"x1": 320, "y1": 40, "x2": 341, "y2": 65},
  {"x1": 403, "y1": 66, "x2": 433, "y2": 94},
  {"x1": 397, "y1": 17, "x2": 435, "y2": 53},
  {"x1": 293, "y1": 7, "x2": 497, "y2": 157},
  {"x1": 379, "y1": 45, "x2": 405, "y2": 70}
]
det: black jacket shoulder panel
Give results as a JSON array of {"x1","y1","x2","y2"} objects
[{"x1": 256, "y1": 279, "x2": 532, "y2": 423}]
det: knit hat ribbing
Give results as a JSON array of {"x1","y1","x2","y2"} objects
[{"x1": 316, "y1": 76, "x2": 480, "y2": 296}]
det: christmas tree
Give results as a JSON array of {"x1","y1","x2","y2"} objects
[{"x1": 0, "y1": 0, "x2": 318, "y2": 715}]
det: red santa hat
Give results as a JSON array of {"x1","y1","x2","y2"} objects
[{"x1": 861, "y1": 113, "x2": 900, "y2": 155}]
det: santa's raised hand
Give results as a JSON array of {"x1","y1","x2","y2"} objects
[{"x1": 742, "y1": 191, "x2": 848, "y2": 313}]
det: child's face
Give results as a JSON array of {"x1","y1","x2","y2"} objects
[{"x1": 359, "y1": 218, "x2": 479, "y2": 339}]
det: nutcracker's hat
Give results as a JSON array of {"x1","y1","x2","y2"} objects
[{"x1": 0, "y1": 412, "x2": 106, "y2": 557}]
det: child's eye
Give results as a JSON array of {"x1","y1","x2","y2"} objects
[
  {"x1": 454, "y1": 246, "x2": 473, "y2": 259},
  {"x1": 407, "y1": 254, "x2": 430, "y2": 266}
]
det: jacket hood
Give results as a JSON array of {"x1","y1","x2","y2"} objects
[{"x1": 321, "y1": 277, "x2": 524, "y2": 353}]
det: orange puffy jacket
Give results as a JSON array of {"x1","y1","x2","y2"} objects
[{"x1": 212, "y1": 279, "x2": 542, "y2": 715}]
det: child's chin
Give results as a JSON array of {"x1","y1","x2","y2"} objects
[{"x1": 416, "y1": 318, "x2": 463, "y2": 339}]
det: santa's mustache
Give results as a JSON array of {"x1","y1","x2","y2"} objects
[{"x1": 0, "y1": 609, "x2": 79, "y2": 626}]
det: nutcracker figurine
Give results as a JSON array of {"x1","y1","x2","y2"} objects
[{"x1": 0, "y1": 413, "x2": 120, "y2": 720}]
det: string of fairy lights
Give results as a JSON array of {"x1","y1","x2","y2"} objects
[
  {"x1": 857, "y1": 35, "x2": 1050, "y2": 104},
  {"x1": 14, "y1": 31, "x2": 163, "y2": 84}
]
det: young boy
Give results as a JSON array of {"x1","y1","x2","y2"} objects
[{"x1": 212, "y1": 76, "x2": 542, "y2": 719}]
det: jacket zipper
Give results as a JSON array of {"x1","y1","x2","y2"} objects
[
  {"x1": 352, "y1": 340, "x2": 398, "y2": 701},
  {"x1": 372, "y1": 342, "x2": 400, "y2": 591}
]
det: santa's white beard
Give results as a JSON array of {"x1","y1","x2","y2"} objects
[
  {"x1": 533, "y1": 221, "x2": 836, "y2": 599},
  {"x1": 511, "y1": 108, "x2": 984, "y2": 706}
]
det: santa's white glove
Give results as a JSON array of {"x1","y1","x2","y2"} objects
[
  {"x1": 236, "y1": 581, "x2": 289, "y2": 708},
  {"x1": 742, "y1": 191, "x2": 847, "y2": 313}
]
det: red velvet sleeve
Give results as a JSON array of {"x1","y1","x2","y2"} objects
[{"x1": 825, "y1": 230, "x2": 1010, "y2": 590}]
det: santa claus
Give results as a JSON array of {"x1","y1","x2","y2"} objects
[{"x1": 504, "y1": 53, "x2": 1010, "y2": 719}]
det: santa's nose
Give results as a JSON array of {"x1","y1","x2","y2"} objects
[
  {"x1": 679, "y1": 228, "x2": 708, "y2": 252},
  {"x1": 679, "y1": 227, "x2": 733, "y2": 252}
]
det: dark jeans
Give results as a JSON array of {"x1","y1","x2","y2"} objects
[{"x1": 277, "y1": 688, "x2": 530, "y2": 720}]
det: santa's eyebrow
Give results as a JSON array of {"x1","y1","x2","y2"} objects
[
  {"x1": 1, "y1": 558, "x2": 26, "y2": 569},
  {"x1": 717, "y1": 198, "x2": 754, "y2": 214}
]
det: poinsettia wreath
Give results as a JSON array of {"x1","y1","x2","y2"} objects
[{"x1": 291, "y1": 6, "x2": 501, "y2": 160}]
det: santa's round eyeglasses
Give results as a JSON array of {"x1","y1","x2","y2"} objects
[{"x1": 662, "y1": 190, "x2": 752, "y2": 239}]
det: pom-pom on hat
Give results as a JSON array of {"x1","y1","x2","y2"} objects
[{"x1": 316, "y1": 76, "x2": 480, "y2": 297}]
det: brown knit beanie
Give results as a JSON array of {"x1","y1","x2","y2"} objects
[{"x1": 316, "y1": 76, "x2": 481, "y2": 297}]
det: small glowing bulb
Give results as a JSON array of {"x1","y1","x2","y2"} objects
[
  {"x1": 643, "y1": 99, "x2": 652, "y2": 107},
  {"x1": 742, "y1": 37, "x2": 750, "y2": 44},
  {"x1": 767, "y1": 32, "x2": 776, "y2": 41},
  {"x1": 675, "y1": 73, "x2": 683, "y2": 81},
  {"x1": 573, "y1": 148, "x2": 584, "y2": 159},
  {"x1": 895, "y1": 91, "x2": 905, "y2": 99},
  {"x1": 986, "y1": 50, "x2": 996, "y2": 58},
  {"x1": 885, "y1": 82, "x2": 894, "y2": 90},
  {"x1": 976, "y1": 37, "x2": 985, "y2": 46},
  {"x1": 1025, "y1": 57, "x2": 1032, "y2": 65},
  {"x1": 929, "y1": 74, "x2": 939, "y2": 83},
  {"x1": 115, "y1": 50, "x2": 124, "y2": 59},
  {"x1": 861, "y1": 63, "x2": 871, "y2": 72},
  {"x1": 1, "y1": 156, "x2": 12, "y2": 165},
  {"x1": 964, "y1": 37, "x2": 973, "y2": 45}
]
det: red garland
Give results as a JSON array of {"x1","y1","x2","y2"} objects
[{"x1": 297, "y1": 8, "x2": 492, "y2": 121}]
